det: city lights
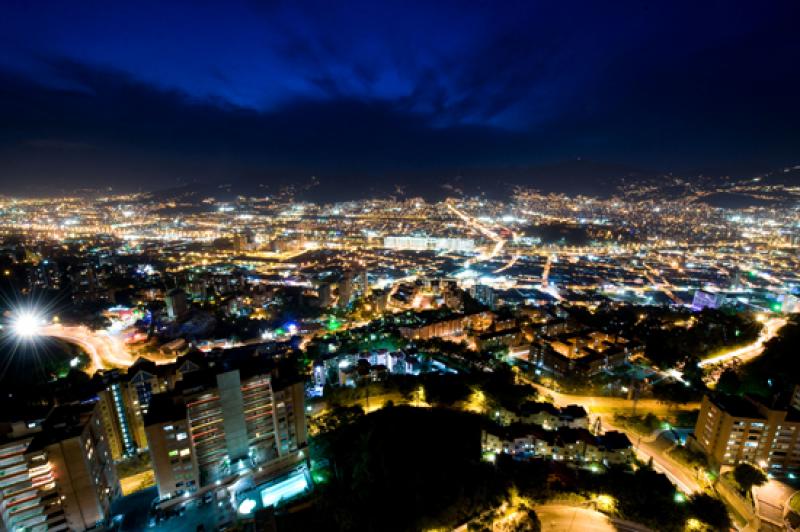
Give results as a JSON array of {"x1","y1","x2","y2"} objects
[{"x1": 237, "y1": 498, "x2": 257, "y2": 515}]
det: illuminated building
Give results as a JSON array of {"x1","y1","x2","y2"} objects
[
  {"x1": 470, "y1": 284, "x2": 496, "y2": 309},
  {"x1": 691, "y1": 289, "x2": 726, "y2": 310},
  {"x1": 482, "y1": 425, "x2": 632, "y2": 465},
  {"x1": 0, "y1": 432, "x2": 64, "y2": 532},
  {"x1": 95, "y1": 362, "x2": 174, "y2": 460},
  {"x1": 383, "y1": 236, "x2": 475, "y2": 252},
  {"x1": 143, "y1": 397, "x2": 199, "y2": 499},
  {"x1": 0, "y1": 403, "x2": 119, "y2": 531},
  {"x1": 144, "y1": 364, "x2": 307, "y2": 499},
  {"x1": 692, "y1": 391, "x2": 800, "y2": 476},
  {"x1": 317, "y1": 282, "x2": 333, "y2": 308},
  {"x1": 530, "y1": 329, "x2": 639, "y2": 377},
  {"x1": 337, "y1": 271, "x2": 354, "y2": 308}
]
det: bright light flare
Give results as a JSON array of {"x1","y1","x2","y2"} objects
[{"x1": 12, "y1": 311, "x2": 46, "y2": 338}]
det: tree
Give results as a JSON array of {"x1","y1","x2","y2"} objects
[
  {"x1": 687, "y1": 493, "x2": 731, "y2": 530},
  {"x1": 716, "y1": 369, "x2": 741, "y2": 395},
  {"x1": 733, "y1": 462, "x2": 768, "y2": 495}
]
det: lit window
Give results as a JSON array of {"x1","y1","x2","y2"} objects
[{"x1": 176, "y1": 432, "x2": 187, "y2": 441}]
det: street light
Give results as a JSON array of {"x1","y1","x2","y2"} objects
[
  {"x1": 594, "y1": 494, "x2": 616, "y2": 513},
  {"x1": 12, "y1": 310, "x2": 45, "y2": 338},
  {"x1": 685, "y1": 518, "x2": 703, "y2": 531}
]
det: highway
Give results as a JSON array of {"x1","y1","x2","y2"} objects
[
  {"x1": 697, "y1": 316, "x2": 786, "y2": 368},
  {"x1": 446, "y1": 202, "x2": 511, "y2": 269},
  {"x1": 40, "y1": 323, "x2": 170, "y2": 373}
]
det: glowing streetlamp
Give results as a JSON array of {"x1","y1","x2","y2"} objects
[
  {"x1": 595, "y1": 494, "x2": 616, "y2": 513},
  {"x1": 12, "y1": 310, "x2": 46, "y2": 339}
]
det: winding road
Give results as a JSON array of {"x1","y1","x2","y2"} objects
[
  {"x1": 697, "y1": 316, "x2": 786, "y2": 368},
  {"x1": 41, "y1": 323, "x2": 169, "y2": 373}
]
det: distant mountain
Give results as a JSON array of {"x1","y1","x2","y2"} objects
[{"x1": 131, "y1": 160, "x2": 800, "y2": 204}]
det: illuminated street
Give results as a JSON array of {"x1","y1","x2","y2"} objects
[
  {"x1": 40, "y1": 323, "x2": 171, "y2": 372},
  {"x1": 534, "y1": 504, "x2": 651, "y2": 532},
  {"x1": 698, "y1": 316, "x2": 786, "y2": 368}
]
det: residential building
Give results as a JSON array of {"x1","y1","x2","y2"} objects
[
  {"x1": 482, "y1": 424, "x2": 632, "y2": 466},
  {"x1": 692, "y1": 391, "x2": 800, "y2": 476},
  {"x1": 144, "y1": 361, "x2": 307, "y2": 499},
  {"x1": 143, "y1": 397, "x2": 199, "y2": 499},
  {"x1": 165, "y1": 287, "x2": 189, "y2": 319},
  {"x1": 0, "y1": 403, "x2": 119, "y2": 532}
]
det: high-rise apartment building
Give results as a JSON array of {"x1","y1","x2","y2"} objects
[
  {"x1": 145, "y1": 362, "x2": 306, "y2": 500},
  {"x1": 0, "y1": 403, "x2": 119, "y2": 532},
  {"x1": 693, "y1": 390, "x2": 800, "y2": 476},
  {"x1": 165, "y1": 287, "x2": 189, "y2": 319},
  {"x1": 142, "y1": 397, "x2": 199, "y2": 499},
  {"x1": 95, "y1": 361, "x2": 175, "y2": 460}
]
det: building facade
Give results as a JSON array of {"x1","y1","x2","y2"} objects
[
  {"x1": 693, "y1": 392, "x2": 800, "y2": 476},
  {"x1": 0, "y1": 403, "x2": 119, "y2": 532},
  {"x1": 145, "y1": 367, "x2": 307, "y2": 500}
]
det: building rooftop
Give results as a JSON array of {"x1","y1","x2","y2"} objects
[
  {"x1": 144, "y1": 393, "x2": 187, "y2": 426},
  {"x1": 26, "y1": 402, "x2": 96, "y2": 453}
]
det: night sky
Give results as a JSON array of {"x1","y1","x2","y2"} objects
[{"x1": 1, "y1": 0, "x2": 799, "y2": 199}]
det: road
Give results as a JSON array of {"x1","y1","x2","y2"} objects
[
  {"x1": 523, "y1": 378, "x2": 703, "y2": 493},
  {"x1": 526, "y1": 379, "x2": 700, "y2": 415},
  {"x1": 754, "y1": 479, "x2": 797, "y2": 529},
  {"x1": 623, "y1": 425, "x2": 703, "y2": 494},
  {"x1": 41, "y1": 323, "x2": 171, "y2": 373},
  {"x1": 698, "y1": 317, "x2": 786, "y2": 368},
  {"x1": 534, "y1": 504, "x2": 652, "y2": 532},
  {"x1": 446, "y1": 203, "x2": 513, "y2": 270}
]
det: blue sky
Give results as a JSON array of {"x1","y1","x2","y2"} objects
[{"x1": 1, "y1": 0, "x2": 798, "y2": 197}]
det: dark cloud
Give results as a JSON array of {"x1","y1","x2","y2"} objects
[{"x1": 0, "y1": 1, "x2": 799, "y2": 197}]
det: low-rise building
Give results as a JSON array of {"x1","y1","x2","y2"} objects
[
  {"x1": 498, "y1": 401, "x2": 589, "y2": 430},
  {"x1": 481, "y1": 424, "x2": 632, "y2": 466}
]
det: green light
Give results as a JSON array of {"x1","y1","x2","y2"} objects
[
  {"x1": 275, "y1": 327, "x2": 285, "y2": 336},
  {"x1": 772, "y1": 303, "x2": 782, "y2": 312},
  {"x1": 674, "y1": 492, "x2": 686, "y2": 504},
  {"x1": 327, "y1": 318, "x2": 341, "y2": 331},
  {"x1": 662, "y1": 422, "x2": 671, "y2": 431}
]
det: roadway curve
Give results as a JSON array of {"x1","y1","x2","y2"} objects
[
  {"x1": 41, "y1": 323, "x2": 142, "y2": 373},
  {"x1": 698, "y1": 317, "x2": 786, "y2": 368}
]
